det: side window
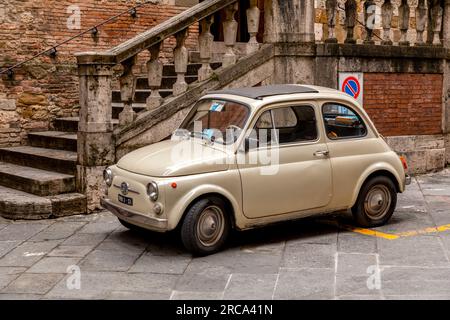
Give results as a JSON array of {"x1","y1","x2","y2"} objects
[
  {"x1": 252, "y1": 110, "x2": 274, "y2": 147},
  {"x1": 274, "y1": 106, "x2": 318, "y2": 144},
  {"x1": 322, "y1": 103, "x2": 367, "y2": 139}
]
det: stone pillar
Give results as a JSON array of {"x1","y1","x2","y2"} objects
[
  {"x1": 222, "y1": 2, "x2": 238, "y2": 68},
  {"x1": 264, "y1": 0, "x2": 315, "y2": 43},
  {"x1": 416, "y1": 0, "x2": 428, "y2": 45},
  {"x1": 381, "y1": 0, "x2": 394, "y2": 45},
  {"x1": 431, "y1": 0, "x2": 443, "y2": 45},
  {"x1": 173, "y1": 28, "x2": 189, "y2": 96},
  {"x1": 398, "y1": 0, "x2": 410, "y2": 46},
  {"x1": 246, "y1": 0, "x2": 261, "y2": 53},
  {"x1": 198, "y1": 16, "x2": 214, "y2": 81},
  {"x1": 443, "y1": 0, "x2": 450, "y2": 47},
  {"x1": 118, "y1": 56, "x2": 137, "y2": 126},
  {"x1": 326, "y1": 0, "x2": 338, "y2": 43},
  {"x1": 364, "y1": 0, "x2": 376, "y2": 44},
  {"x1": 75, "y1": 54, "x2": 116, "y2": 212},
  {"x1": 146, "y1": 43, "x2": 163, "y2": 110},
  {"x1": 345, "y1": 0, "x2": 357, "y2": 44}
]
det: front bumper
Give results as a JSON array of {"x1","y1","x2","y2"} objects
[
  {"x1": 101, "y1": 198, "x2": 168, "y2": 232},
  {"x1": 405, "y1": 174, "x2": 411, "y2": 186}
]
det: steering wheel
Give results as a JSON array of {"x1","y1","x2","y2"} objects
[{"x1": 226, "y1": 125, "x2": 241, "y2": 131}]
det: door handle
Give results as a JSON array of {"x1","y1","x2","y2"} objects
[{"x1": 313, "y1": 150, "x2": 329, "y2": 157}]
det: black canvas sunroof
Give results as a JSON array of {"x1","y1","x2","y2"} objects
[{"x1": 208, "y1": 85, "x2": 319, "y2": 100}]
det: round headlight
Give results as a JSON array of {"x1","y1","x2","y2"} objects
[
  {"x1": 103, "y1": 168, "x2": 113, "y2": 187},
  {"x1": 147, "y1": 181, "x2": 158, "y2": 201}
]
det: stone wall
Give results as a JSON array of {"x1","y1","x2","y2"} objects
[{"x1": 0, "y1": 0, "x2": 199, "y2": 147}]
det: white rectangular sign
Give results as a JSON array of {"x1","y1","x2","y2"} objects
[{"x1": 338, "y1": 72, "x2": 364, "y2": 107}]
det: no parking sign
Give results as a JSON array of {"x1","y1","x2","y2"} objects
[{"x1": 338, "y1": 72, "x2": 364, "y2": 107}]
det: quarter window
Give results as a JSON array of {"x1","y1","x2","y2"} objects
[{"x1": 322, "y1": 103, "x2": 367, "y2": 139}]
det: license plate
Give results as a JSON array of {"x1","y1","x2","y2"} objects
[{"x1": 118, "y1": 194, "x2": 133, "y2": 206}]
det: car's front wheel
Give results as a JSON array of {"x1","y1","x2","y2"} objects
[
  {"x1": 181, "y1": 197, "x2": 230, "y2": 256},
  {"x1": 352, "y1": 176, "x2": 397, "y2": 227}
]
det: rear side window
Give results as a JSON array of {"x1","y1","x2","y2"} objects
[{"x1": 322, "y1": 103, "x2": 367, "y2": 139}]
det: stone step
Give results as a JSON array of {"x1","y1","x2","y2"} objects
[
  {"x1": 0, "y1": 162, "x2": 75, "y2": 196},
  {"x1": 135, "y1": 75, "x2": 198, "y2": 90},
  {"x1": 161, "y1": 62, "x2": 221, "y2": 77},
  {"x1": 53, "y1": 117, "x2": 119, "y2": 133},
  {"x1": 0, "y1": 185, "x2": 86, "y2": 220},
  {"x1": 0, "y1": 146, "x2": 77, "y2": 175},
  {"x1": 28, "y1": 131, "x2": 77, "y2": 152},
  {"x1": 112, "y1": 89, "x2": 173, "y2": 104}
]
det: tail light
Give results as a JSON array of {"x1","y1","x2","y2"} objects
[{"x1": 399, "y1": 155, "x2": 408, "y2": 171}]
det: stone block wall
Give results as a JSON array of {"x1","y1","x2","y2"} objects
[{"x1": 0, "y1": 0, "x2": 199, "y2": 147}]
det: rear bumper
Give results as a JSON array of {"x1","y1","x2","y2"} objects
[
  {"x1": 405, "y1": 174, "x2": 411, "y2": 186},
  {"x1": 100, "y1": 198, "x2": 168, "y2": 232}
]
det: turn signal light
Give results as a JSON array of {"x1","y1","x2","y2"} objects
[{"x1": 399, "y1": 155, "x2": 408, "y2": 170}]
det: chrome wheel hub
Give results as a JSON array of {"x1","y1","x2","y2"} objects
[
  {"x1": 196, "y1": 205, "x2": 225, "y2": 247},
  {"x1": 364, "y1": 185, "x2": 391, "y2": 219}
]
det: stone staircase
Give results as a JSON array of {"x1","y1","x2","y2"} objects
[{"x1": 0, "y1": 123, "x2": 86, "y2": 220}]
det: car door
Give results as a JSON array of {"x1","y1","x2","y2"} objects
[{"x1": 237, "y1": 102, "x2": 333, "y2": 219}]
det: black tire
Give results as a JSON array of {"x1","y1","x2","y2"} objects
[
  {"x1": 118, "y1": 218, "x2": 145, "y2": 232},
  {"x1": 181, "y1": 197, "x2": 230, "y2": 256},
  {"x1": 352, "y1": 176, "x2": 397, "y2": 227}
]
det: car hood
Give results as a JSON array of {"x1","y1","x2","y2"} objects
[{"x1": 117, "y1": 139, "x2": 231, "y2": 177}]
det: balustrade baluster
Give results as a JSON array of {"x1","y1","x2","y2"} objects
[
  {"x1": 345, "y1": 0, "x2": 357, "y2": 44},
  {"x1": 364, "y1": 0, "x2": 376, "y2": 44},
  {"x1": 326, "y1": 0, "x2": 338, "y2": 43},
  {"x1": 223, "y1": 2, "x2": 238, "y2": 68},
  {"x1": 173, "y1": 29, "x2": 189, "y2": 96},
  {"x1": 246, "y1": 0, "x2": 260, "y2": 53},
  {"x1": 431, "y1": 0, "x2": 443, "y2": 45},
  {"x1": 416, "y1": 0, "x2": 427, "y2": 45},
  {"x1": 399, "y1": 0, "x2": 410, "y2": 46},
  {"x1": 381, "y1": 0, "x2": 394, "y2": 45},
  {"x1": 146, "y1": 43, "x2": 163, "y2": 110},
  {"x1": 119, "y1": 56, "x2": 137, "y2": 126},
  {"x1": 198, "y1": 16, "x2": 214, "y2": 82}
]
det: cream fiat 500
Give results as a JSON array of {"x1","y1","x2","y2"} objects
[{"x1": 101, "y1": 85, "x2": 410, "y2": 255}]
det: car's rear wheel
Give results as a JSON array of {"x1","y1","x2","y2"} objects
[
  {"x1": 352, "y1": 176, "x2": 397, "y2": 227},
  {"x1": 181, "y1": 197, "x2": 230, "y2": 256}
]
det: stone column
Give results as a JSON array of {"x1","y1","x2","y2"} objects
[
  {"x1": 198, "y1": 16, "x2": 214, "y2": 81},
  {"x1": 223, "y1": 2, "x2": 239, "y2": 68},
  {"x1": 326, "y1": 0, "x2": 338, "y2": 43},
  {"x1": 364, "y1": 0, "x2": 376, "y2": 44},
  {"x1": 118, "y1": 56, "x2": 137, "y2": 126},
  {"x1": 431, "y1": 0, "x2": 443, "y2": 45},
  {"x1": 416, "y1": 0, "x2": 428, "y2": 45},
  {"x1": 246, "y1": 0, "x2": 261, "y2": 53},
  {"x1": 264, "y1": 0, "x2": 315, "y2": 43},
  {"x1": 398, "y1": 0, "x2": 410, "y2": 46},
  {"x1": 75, "y1": 53, "x2": 116, "y2": 212},
  {"x1": 381, "y1": 0, "x2": 394, "y2": 45},
  {"x1": 173, "y1": 28, "x2": 189, "y2": 96},
  {"x1": 146, "y1": 43, "x2": 163, "y2": 110},
  {"x1": 345, "y1": 0, "x2": 357, "y2": 44}
]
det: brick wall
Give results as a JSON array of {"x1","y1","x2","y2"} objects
[
  {"x1": 0, "y1": 0, "x2": 199, "y2": 146},
  {"x1": 363, "y1": 73, "x2": 443, "y2": 136}
]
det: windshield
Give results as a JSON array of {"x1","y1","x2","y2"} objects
[{"x1": 179, "y1": 99, "x2": 250, "y2": 145}]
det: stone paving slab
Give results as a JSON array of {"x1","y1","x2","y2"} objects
[{"x1": 0, "y1": 171, "x2": 448, "y2": 299}]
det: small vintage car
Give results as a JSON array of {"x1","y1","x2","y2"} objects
[{"x1": 101, "y1": 85, "x2": 410, "y2": 255}]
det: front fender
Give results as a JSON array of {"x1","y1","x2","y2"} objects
[
  {"x1": 166, "y1": 183, "x2": 242, "y2": 230},
  {"x1": 350, "y1": 161, "x2": 404, "y2": 207}
]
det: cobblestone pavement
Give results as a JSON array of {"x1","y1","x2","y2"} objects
[{"x1": 0, "y1": 170, "x2": 449, "y2": 300}]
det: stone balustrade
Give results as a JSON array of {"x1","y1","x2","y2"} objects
[{"x1": 321, "y1": 0, "x2": 447, "y2": 46}]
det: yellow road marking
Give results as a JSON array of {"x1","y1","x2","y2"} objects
[
  {"x1": 341, "y1": 224, "x2": 400, "y2": 240},
  {"x1": 341, "y1": 223, "x2": 450, "y2": 240}
]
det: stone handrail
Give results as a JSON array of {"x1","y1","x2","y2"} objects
[{"x1": 76, "y1": 0, "x2": 238, "y2": 65}]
